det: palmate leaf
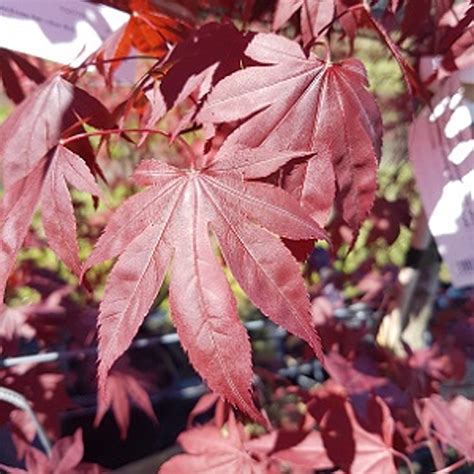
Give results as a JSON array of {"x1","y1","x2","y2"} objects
[
  {"x1": 83, "y1": 146, "x2": 325, "y2": 420},
  {"x1": 245, "y1": 430, "x2": 334, "y2": 470},
  {"x1": 0, "y1": 75, "x2": 113, "y2": 189},
  {"x1": 0, "y1": 76, "x2": 111, "y2": 301},
  {"x1": 160, "y1": 412, "x2": 263, "y2": 474},
  {"x1": 94, "y1": 369, "x2": 157, "y2": 439},
  {"x1": 145, "y1": 22, "x2": 253, "y2": 130},
  {"x1": 0, "y1": 49, "x2": 45, "y2": 104},
  {"x1": 423, "y1": 394, "x2": 474, "y2": 462},
  {"x1": 0, "y1": 146, "x2": 101, "y2": 300},
  {"x1": 309, "y1": 388, "x2": 400, "y2": 473},
  {"x1": 0, "y1": 429, "x2": 102, "y2": 474},
  {"x1": 199, "y1": 33, "x2": 382, "y2": 233}
]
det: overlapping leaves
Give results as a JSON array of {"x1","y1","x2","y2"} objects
[{"x1": 0, "y1": 76, "x2": 111, "y2": 301}]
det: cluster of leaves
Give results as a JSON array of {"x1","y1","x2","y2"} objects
[
  {"x1": 161, "y1": 277, "x2": 474, "y2": 473},
  {"x1": 0, "y1": 0, "x2": 472, "y2": 472}
]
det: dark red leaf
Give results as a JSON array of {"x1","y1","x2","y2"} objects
[
  {"x1": 95, "y1": 369, "x2": 157, "y2": 439},
  {"x1": 0, "y1": 49, "x2": 45, "y2": 104},
  {"x1": 146, "y1": 22, "x2": 253, "y2": 130},
  {"x1": 0, "y1": 75, "x2": 112, "y2": 188},
  {"x1": 273, "y1": 0, "x2": 335, "y2": 45},
  {"x1": 366, "y1": 198, "x2": 411, "y2": 245}
]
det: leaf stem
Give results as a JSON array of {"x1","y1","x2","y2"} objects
[
  {"x1": 60, "y1": 127, "x2": 197, "y2": 166},
  {"x1": 60, "y1": 127, "x2": 170, "y2": 145}
]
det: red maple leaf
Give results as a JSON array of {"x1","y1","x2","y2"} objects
[
  {"x1": 95, "y1": 369, "x2": 157, "y2": 439},
  {"x1": 0, "y1": 145, "x2": 102, "y2": 299},
  {"x1": 0, "y1": 76, "x2": 112, "y2": 299},
  {"x1": 422, "y1": 394, "x2": 474, "y2": 462},
  {"x1": 0, "y1": 428, "x2": 102, "y2": 474},
  {"x1": 160, "y1": 412, "x2": 264, "y2": 473},
  {"x1": 83, "y1": 145, "x2": 325, "y2": 420},
  {"x1": 366, "y1": 197, "x2": 411, "y2": 245},
  {"x1": 0, "y1": 49, "x2": 45, "y2": 104},
  {"x1": 246, "y1": 430, "x2": 334, "y2": 470},
  {"x1": 145, "y1": 22, "x2": 253, "y2": 132},
  {"x1": 347, "y1": 397, "x2": 399, "y2": 474},
  {"x1": 0, "y1": 76, "x2": 112, "y2": 189},
  {"x1": 273, "y1": 0, "x2": 335, "y2": 45},
  {"x1": 308, "y1": 385, "x2": 402, "y2": 473},
  {"x1": 199, "y1": 33, "x2": 382, "y2": 234},
  {"x1": 324, "y1": 352, "x2": 409, "y2": 420}
]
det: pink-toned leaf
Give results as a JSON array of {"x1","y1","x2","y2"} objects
[
  {"x1": 0, "y1": 75, "x2": 112, "y2": 189},
  {"x1": 0, "y1": 145, "x2": 102, "y2": 301},
  {"x1": 1, "y1": 429, "x2": 88, "y2": 474},
  {"x1": 199, "y1": 33, "x2": 382, "y2": 232},
  {"x1": 423, "y1": 394, "x2": 474, "y2": 461},
  {"x1": 0, "y1": 161, "x2": 46, "y2": 300},
  {"x1": 85, "y1": 147, "x2": 324, "y2": 420},
  {"x1": 247, "y1": 430, "x2": 334, "y2": 469},
  {"x1": 169, "y1": 195, "x2": 262, "y2": 422},
  {"x1": 41, "y1": 146, "x2": 101, "y2": 277},
  {"x1": 346, "y1": 400, "x2": 398, "y2": 474},
  {"x1": 161, "y1": 415, "x2": 263, "y2": 474},
  {"x1": 308, "y1": 385, "x2": 399, "y2": 473},
  {"x1": 187, "y1": 392, "x2": 220, "y2": 427},
  {"x1": 49, "y1": 429, "x2": 84, "y2": 473},
  {"x1": 96, "y1": 222, "x2": 174, "y2": 393},
  {"x1": 211, "y1": 217, "x2": 323, "y2": 361}
]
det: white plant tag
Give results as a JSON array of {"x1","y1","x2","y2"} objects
[{"x1": 0, "y1": 0, "x2": 129, "y2": 67}]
